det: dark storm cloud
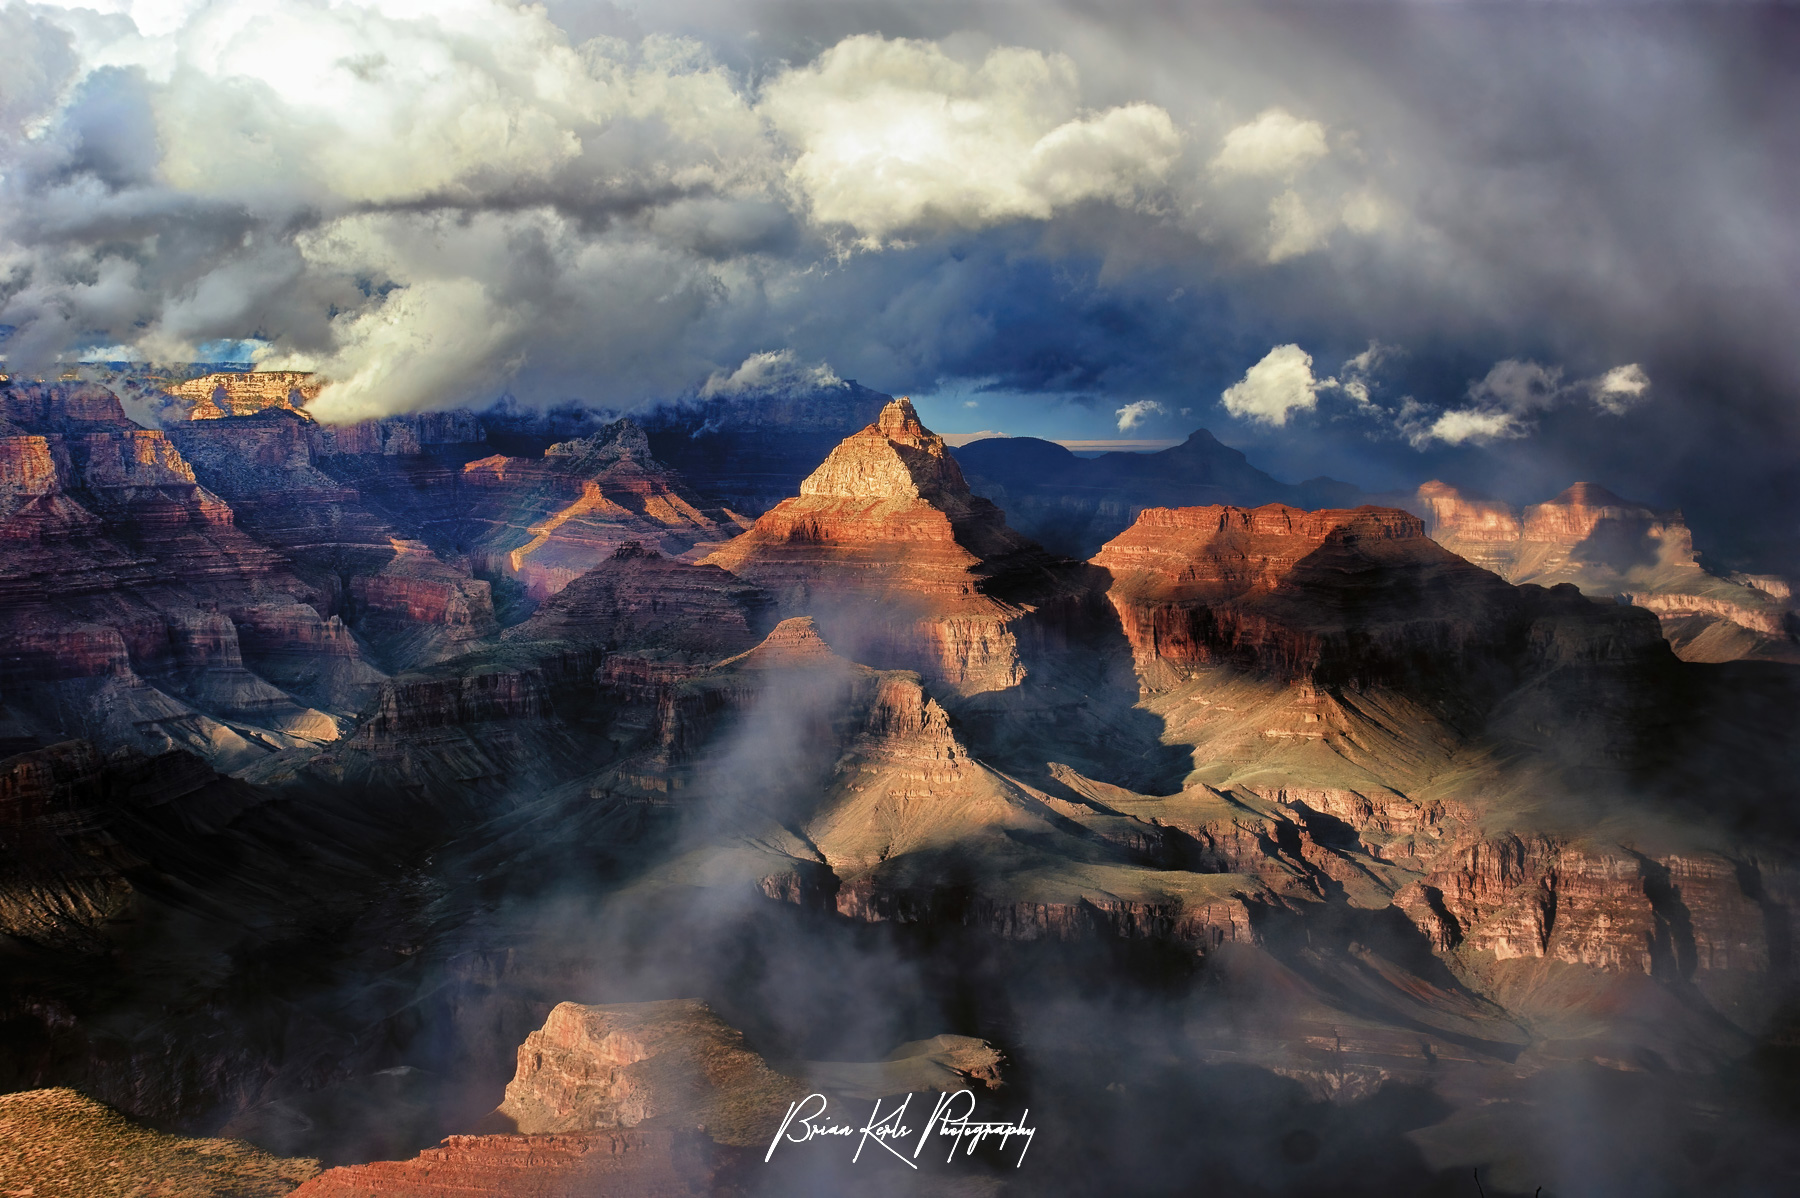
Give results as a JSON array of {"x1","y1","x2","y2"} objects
[{"x1": 2, "y1": 1, "x2": 1794, "y2": 564}]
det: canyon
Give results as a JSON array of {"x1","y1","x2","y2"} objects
[{"x1": 0, "y1": 375, "x2": 1796, "y2": 1196}]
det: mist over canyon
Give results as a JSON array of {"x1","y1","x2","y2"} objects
[{"x1": 2, "y1": 2, "x2": 1798, "y2": 1196}]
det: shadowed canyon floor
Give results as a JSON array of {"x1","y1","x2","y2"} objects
[{"x1": 1, "y1": 384, "x2": 1797, "y2": 1196}]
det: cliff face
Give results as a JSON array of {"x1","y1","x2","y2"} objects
[
  {"x1": 456, "y1": 420, "x2": 747, "y2": 600},
  {"x1": 1092, "y1": 502, "x2": 1668, "y2": 700},
  {"x1": 160, "y1": 371, "x2": 321, "y2": 420},
  {"x1": 0, "y1": 389, "x2": 360, "y2": 767},
  {"x1": 494, "y1": 1000, "x2": 796, "y2": 1144},
  {"x1": 1414, "y1": 480, "x2": 1796, "y2": 662},
  {"x1": 504, "y1": 542, "x2": 774, "y2": 661},
  {"x1": 700, "y1": 399, "x2": 1083, "y2": 693}
]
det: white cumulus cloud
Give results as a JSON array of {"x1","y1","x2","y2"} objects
[
  {"x1": 1220, "y1": 344, "x2": 1320, "y2": 426},
  {"x1": 1115, "y1": 399, "x2": 1168, "y2": 431},
  {"x1": 1590, "y1": 362, "x2": 1651, "y2": 415},
  {"x1": 1414, "y1": 408, "x2": 1524, "y2": 447},
  {"x1": 1212, "y1": 108, "x2": 1329, "y2": 178},
  {"x1": 761, "y1": 36, "x2": 1182, "y2": 242}
]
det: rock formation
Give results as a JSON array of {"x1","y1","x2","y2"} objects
[
  {"x1": 0, "y1": 388, "x2": 359, "y2": 767},
  {"x1": 701, "y1": 399, "x2": 1085, "y2": 693},
  {"x1": 504, "y1": 542, "x2": 774, "y2": 663},
  {"x1": 0, "y1": 1088, "x2": 318, "y2": 1198},
  {"x1": 1092, "y1": 502, "x2": 1668, "y2": 699},
  {"x1": 492, "y1": 1000, "x2": 796, "y2": 1144},
  {"x1": 1413, "y1": 480, "x2": 1796, "y2": 662},
  {"x1": 290, "y1": 1000, "x2": 1006, "y2": 1196},
  {"x1": 456, "y1": 420, "x2": 748, "y2": 599},
  {"x1": 160, "y1": 371, "x2": 322, "y2": 420}
]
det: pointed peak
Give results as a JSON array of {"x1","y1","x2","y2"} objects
[
  {"x1": 799, "y1": 397, "x2": 971, "y2": 502},
  {"x1": 722, "y1": 616, "x2": 848, "y2": 670},
  {"x1": 1548, "y1": 481, "x2": 1635, "y2": 509},
  {"x1": 545, "y1": 416, "x2": 651, "y2": 464},
  {"x1": 877, "y1": 397, "x2": 927, "y2": 438}
]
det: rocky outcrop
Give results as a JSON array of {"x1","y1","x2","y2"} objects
[
  {"x1": 1392, "y1": 834, "x2": 1791, "y2": 986},
  {"x1": 0, "y1": 1088, "x2": 318, "y2": 1198},
  {"x1": 458, "y1": 422, "x2": 746, "y2": 599},
  {"x1": 700, "y1": 399, "x2": 1085, "y2": 693},
  {"x1": 494, "y1": 1000, "x2": 795, "y2": 1145},
  {"x1": 350, "y1": 540, "x2": 497, "y2": 666},
  {"x1": 1093, "y1": 502, "x2": 1667, "y2": 698},
  {"x1": 160, "y1": 371, "x2": 321, "y2": 420},
  {"x1": 289, "y1": 1125, "x2": 742, "y2": 1198},
  {"x1": 356, "y1": 666, "x2": 550, "y2": 737},
  {"x1": 504, "y1": 543, "x2": 774, "y2": 662},
  {"x1": 288, "y1": 999, "x2": 1007, "y2": 1197}
]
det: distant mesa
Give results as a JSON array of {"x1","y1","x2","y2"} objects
[
  {"x1": 161, "y1": 370, "x2": 322, "y2": 420},
  {"x1": 1092, "y1": 500, "x2": 1671, "y2": 698},
  {"x1": 1411, "y1": 479, "x2": 1797, "y2": 663}
]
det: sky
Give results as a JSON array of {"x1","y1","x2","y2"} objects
[{"x1": 1, "y1": 1, "x2": 1796, "y2": 567}]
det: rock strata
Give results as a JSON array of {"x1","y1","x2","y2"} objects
[
  {"x1": 1413, "y1": 480, "x2": 1795, "y2": 662},
  {"x1": 701, "y1": 399, "x2": 1081, "y2": 693}
]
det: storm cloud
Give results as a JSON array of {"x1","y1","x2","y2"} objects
[{"x1": 2, "y1": 0, "x2": 1795, "y2": 566}]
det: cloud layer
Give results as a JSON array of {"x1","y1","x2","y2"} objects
[{"x1": 2, "y1": 0, "x2": 1795, "y2": 565}]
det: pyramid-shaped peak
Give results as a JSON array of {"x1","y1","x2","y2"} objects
[
  {"x1": 721, "y1": 616, "x2": 849, "y2": 670},
  {"x1": 798, "y1": 397, "x2": 971, "y2": 501},
  {"x1": 1548, "y1": 481, "x2": 1639, "y2": 510},
  {"x1": 876, "y1": 397, "x2": 928, "y2": 438}
]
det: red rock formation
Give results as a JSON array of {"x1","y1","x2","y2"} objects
[
  {"x1": 1393, "y1": 834, "x2": 1790, "y2": 988},
  {"x1": 493, "y1": 1000, "x2": 795, "y2": 1144},
  {"x1": 355, "y1": 666, "x2": 550, "y2": 737},
  {"x1": 160, "y1": 371, "x2": 321, "y2": 420},
  {"x1": 1413, "y1": 480, "x2": 1794, "y2": 661},
  {"x1": 457, "y1": 420, "x2": 745, "y2": 600},
  {"x1": 1094, "y1": 504, "x2": 1534, "y2": 690},
  {"x1": 289, "y1": 1125, "x2": 743, "y2": 1198},
  {"x1": 503, "y1": 543, "x2": 774, "y2": 663},
  {"x1": 350, "y1": 540, "x2": 497, "y2": 665},
  {"x1": 0, "y1": 390, "x2": 361, "y2": 763},
  {"x1": 700, "y1": 399, "x2": 1081, "y2": 693}
]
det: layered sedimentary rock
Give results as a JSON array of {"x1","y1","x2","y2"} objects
[
  {"x1": 1093, "y1": 502, "x2": 1667, "y2": 698},
  {"x1": 457, "y1": 420, "x2": 747, "y2": 599},
  {"x1": 351, "y1": 540, "x2": 497, "y2": 666},
  {"x1": 160, "y1": 371, "x2": 321, "y2": 420},
  {"x1": 291, "y1": 1000, "x2": 1005, "y2": 1197},
  {"x1": 0, "y1": 389, "x2": 353, "y2": 765},
  {"x1": 1413, "y1": 480, "x2": 1796, "y2": 661},
  {"x1": 289, "y1": 1126, "x2": 741, "y2": 1198},
  {"x1": 0, "y1": 740, "x2": 264, "y2": 949},
  {"x1": 701, "y1": 399, "x2": 1085, "y2": 693},
  {"x1": 504, "y1": 542, "x2": 774, "y2": 663},
  {"x1": 494, "y1": 1000, "x2": 796, "y2": 1144}
]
